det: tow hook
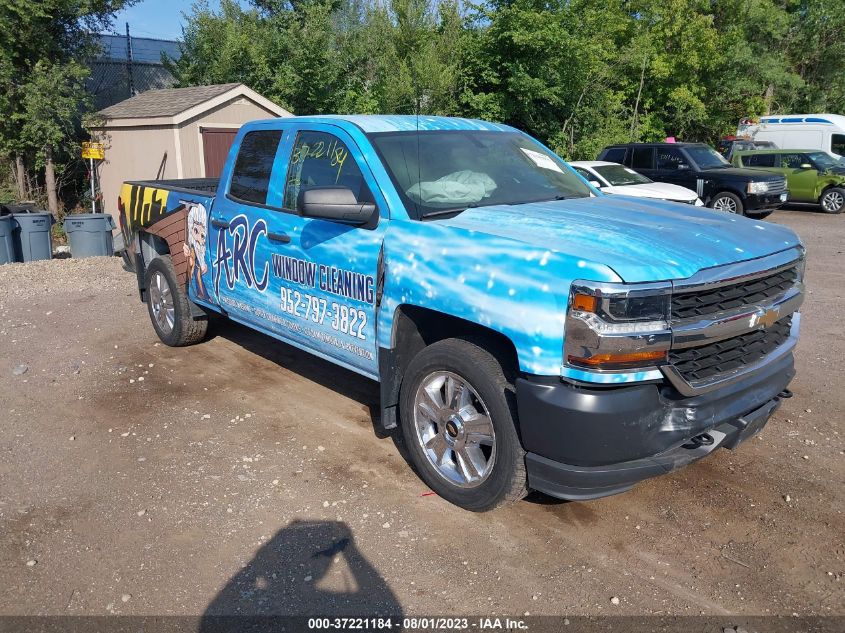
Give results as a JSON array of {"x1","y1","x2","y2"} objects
[
  {"x1": 682, "y1": 433, "x2": 715, "y2": 450},
  {"x1": 778, "y1": 388, "x2": 794, "y2": 399}
]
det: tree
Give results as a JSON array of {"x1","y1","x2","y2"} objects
[{"x1": 0, "y1": 0, "x2": 134, "y2": 211}]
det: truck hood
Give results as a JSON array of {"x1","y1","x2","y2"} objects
[
  {"x1": 701, "y1": 166, "x2": 782, "y2": 181},
  {"x1": 440, "y1": 196, "x2": 801, "y2": 282}
]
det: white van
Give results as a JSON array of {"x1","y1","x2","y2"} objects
[{"x1": 738, "y1": 114, "x2": 845, "y2": 158}]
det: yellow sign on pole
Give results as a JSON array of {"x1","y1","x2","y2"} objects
[{"x1": 82, "y1": 142, "x2": 105, "y2": 160}]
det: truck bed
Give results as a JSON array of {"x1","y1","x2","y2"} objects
[{"x1": 126, "y1": 178, "x2": 219, "y2": 196}]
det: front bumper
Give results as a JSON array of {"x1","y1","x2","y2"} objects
[
  {"x1": 516, "y1": 350, "x2": 794, "y2": 500},
  {"x1": 744, "y1": 191, "x2": 788, "y2": 211}
]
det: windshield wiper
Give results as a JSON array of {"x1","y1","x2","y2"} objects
[{"x1": 419, "y1": 204, "x2": 476, "y2": 219}]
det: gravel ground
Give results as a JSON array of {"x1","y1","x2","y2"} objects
[{"x1": 0, "y1": 210, "x2": 842, "y2": 621}]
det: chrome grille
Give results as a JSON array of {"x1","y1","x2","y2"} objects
[
  {"x1": 669, "y1": 316, "x2": 792, "y2": 383},
  {"x1": 671, "y1": 265, "x2": 798, "y2": 321},
  {"x1": 766, "y1": 178, "x2": 788, "y2": 195}
]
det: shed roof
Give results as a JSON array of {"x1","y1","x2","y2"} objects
[
  {"x1": 98, "y1": 83, "x2": 241, "y2": 119},
  {"x1": 94, "y1": 83, "x2": 292, "y2": 128}
]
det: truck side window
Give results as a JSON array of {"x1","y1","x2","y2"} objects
[
  {"x1": 656, "y1": 148, "x2": 689, "y2": 170},
  {"x1": 747, "y1": 154, "x2": 776, "y2": 167},
  {"x1": 832, "y1": 134, "x2": 845, "y2": 157},
  {"x1": 631, "y1": 147, "x2": 654, "y2": 169},
  {"x1": 284, "y1": 131, "x2": 370, "y2": 211},
  {"x1": 572, "y1": 167, "x2": 595, "y2": 182},
  {"x1": 229, "y1": 130, "x2": 283, "y2": 205},
  {"x1": 781, "y1": 153, "x2": 805, "y2": 169},
  {"x1": 602, "y1": 147, "x2": 626, "y2": 163}
]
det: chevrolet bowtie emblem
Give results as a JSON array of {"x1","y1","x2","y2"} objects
[{"x1": 757, "y1": 307, "x2": 780, "y2": 329}]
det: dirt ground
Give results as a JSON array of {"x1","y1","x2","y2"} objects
[{"x1": 0, "y1": 209, "x2": 842, "y2": 622}]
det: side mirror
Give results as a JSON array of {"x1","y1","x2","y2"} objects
[
  {"x1": 298, "y1": 186, "x2": 376, "y2": 225},
  {"x1": 800, "y1": 163, "x2": 813, "y2": 170},
  {"x1": 589, "y1": 180, "x2": 602, "y2": 188}
]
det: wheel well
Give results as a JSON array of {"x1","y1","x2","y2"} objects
[
  {"x1": 139, "y1": 231, "x2": 170, "y2": 266},
  {"x1": 135, "y1": 231, "x2": 171, "y2": 301},
  {"x1": 378, "y1": 304, "x2": 519, "y2": 431},
  {"x1": 712, "y1": 189, "x2": 744, "y2": 200}
]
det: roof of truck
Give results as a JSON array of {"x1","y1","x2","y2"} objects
[{"x1": 249, "y1": 115, "x2": 516, "y2": 134}]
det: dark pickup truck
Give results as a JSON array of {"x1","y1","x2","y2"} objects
[{"x1": 598, "y1": 142, "x2": 788, "y2": 217}]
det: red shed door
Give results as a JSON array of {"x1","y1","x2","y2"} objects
[{"x1": 202, "y1": 127, "x2": 239, "y2": 179}]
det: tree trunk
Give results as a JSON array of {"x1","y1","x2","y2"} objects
[
  {"x1": 44, "y1": 145, "x2": 59, "y2": 218},
  {"x1": 630, "y1": 54, "x2": 648, "y2": 139},
  {"x1": 764, "y1": 84, "x2": 774, "y2": 116},
  {"x1": 14, "y1": 154, "x2": 27, "y2": 200}
]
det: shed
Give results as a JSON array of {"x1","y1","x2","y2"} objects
[{"x1": 91, "y1": 83, "x2": 292, "y2": 223}]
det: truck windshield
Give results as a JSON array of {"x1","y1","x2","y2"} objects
[
  {"x1": 593, "y1": 164, "x2": 652, "y2": 186},
  {"x1": 368, "y1": 130, "x2": 592, "y2": 219},
  {"x1": 685, "y1": 146, "x2": 731, "y2": 169}
]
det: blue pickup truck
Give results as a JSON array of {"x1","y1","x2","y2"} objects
[{"x1": 117, "y1": 115, "x2": 805, "y2": 511}]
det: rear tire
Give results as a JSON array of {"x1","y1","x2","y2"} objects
[
  {"x1": 820, "y1": 187, "x2": 845, "y2": 214},
  {"x1": 144, "y1": 256, "x2": 208, "y2": 347},
  {"x1": 398, "y1": 337, "x2": 527, "y2": 512},
  {"x1": 710, "y1": 191, "x2": 744, "y2": 215}
]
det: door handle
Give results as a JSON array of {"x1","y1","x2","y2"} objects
[
  {"x1": 211, "y1": 218, "x2": 230, "y2": 230},
  {"x1": 267, "y1": 231, "x2": 291, "y2": 244}
]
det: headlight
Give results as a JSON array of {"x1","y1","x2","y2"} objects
[
  {"x1": 747, "y1": 181, "x2": 769, "y2": 194},
  {"x1": 565, "y1": 281, "x2": 671, "y2": 371}
]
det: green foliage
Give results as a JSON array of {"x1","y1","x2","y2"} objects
[
  {"x1": 0, "y1": 0, "x2": 135, "y2": 206},
  {"x1": 171, "y1": 0, "x2": 844, "y2": 158}
]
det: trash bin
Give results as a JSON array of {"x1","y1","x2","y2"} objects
[
  {"x1": 11, "y1": 212, "x2": 54, "y2": 262},
  {"x1": 0, "y1": 216, "x2": 14, "y2": 264},
  {"x1": 63, "y1": 213, "x2": 116, "y2": 258}
]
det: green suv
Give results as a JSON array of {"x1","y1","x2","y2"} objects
[{"x1": 732, "y1": 149, "x2": 845, "y2": 213}]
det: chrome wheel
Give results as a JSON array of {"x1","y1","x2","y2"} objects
[
  {"x1": 413, "y1": 371, "x2": 496, "y2": 488},
  {"x1": 148, "y1": 270, "x2": 175, "y2": 334},
  {"x1": 712, "y1": 196, "x2": 739, "y2": 213},
  {"x1": 822, "y1": 190, "x2": 844, "y2": 213}
]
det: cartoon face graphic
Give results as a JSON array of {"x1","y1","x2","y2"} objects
[
  {"x1": 187, "y1": 203, "x2": 208, "y2": 264},
  {"x1": 183, "y1": 202, "x2": 209, "y2": 299}
]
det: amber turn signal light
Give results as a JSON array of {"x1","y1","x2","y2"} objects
[
  {"x1": 572, "y1": 293, "x2": 597, "y2": 312},
  {"x1": 568, "y1": 350, "x2": 667, "y2": 369}
]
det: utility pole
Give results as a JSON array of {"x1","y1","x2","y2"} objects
[{"x1": 125, "y1": 22, "x2": 135, "y2": 97}]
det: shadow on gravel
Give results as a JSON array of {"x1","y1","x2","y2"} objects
[
  {"x1": 199, "y1": 520, "x2": 401, "y2": 629},
  {"x1": 207, "y1": 319, "x2": 387, "y2": 437}
]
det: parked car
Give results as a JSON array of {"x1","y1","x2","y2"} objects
[
  {"x1": 737, "y1": 114, "x2": 845, "y2": 159},
  {"x1": 598, "y1": 142, "x2": 788, "y2": 217},
  {"x1": 732, "y1": 148, "x2": 845, "y2": 214},
  {"x1": 570, "y1": 161, "x2": 703, "y2": 205},
  {"x1": 117, "y1": 115, "x2": 804, "y2": 511},
  {"x1": 718, "y1": 137, "x2": 778, "y2": 161}
]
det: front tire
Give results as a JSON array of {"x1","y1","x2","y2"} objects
[
  {"x1": 820, "y1": 187, "x2": 845, "y2": 214},
  {"x1": 710, "y1": 191, "x2": 744, "y2": 215},
  {"x1": 144, "y1": 256, "x2": 208, "y2": 347},
  {"x1": 748, "y1": 209, "x2": 774, "y2": 220},
  {"x1": 399, "y1": 338, "x2": 527, "y2": 512}
]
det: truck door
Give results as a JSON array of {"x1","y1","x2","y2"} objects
[
  {"x1": 654, "y1": 147, "x2": 696, "y2": 189},
  {"x1": 272, "y1": 126, "x2": 387, "y2": 376},
  {"x1": 211, "y1": 123, "x2": 387, "y2": 377},
  {"x1": 630, "y1": 146, "x2": 655, "y2": 176},
  {"x1": 781, "y1": 152, "x2": 818, "y2": 202}
]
